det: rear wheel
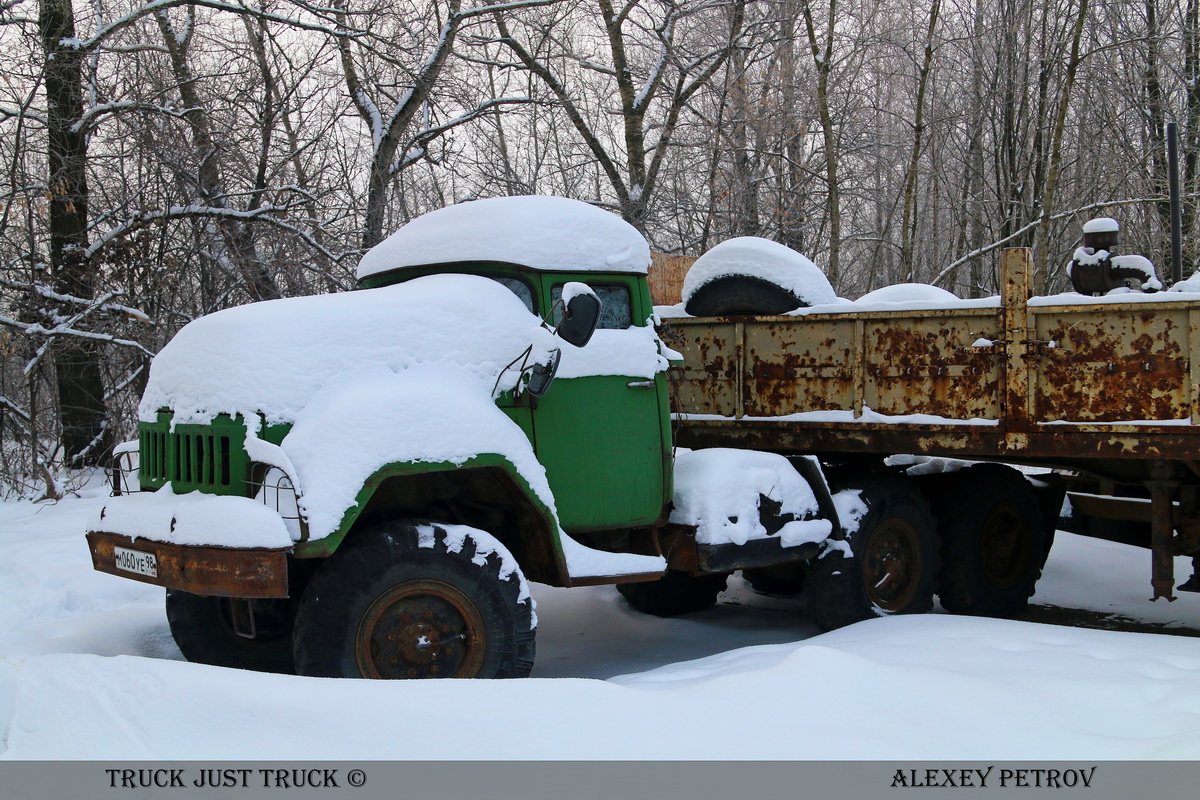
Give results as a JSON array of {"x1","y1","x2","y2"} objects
[
  {"x1": 293, "y1": 521, "x2": 535, "y2": 679},
  {"x1": 805, "y1": 476, "x2": 938, "y2": 630},
  {"x1": 935, "y1": 464, "x2": 1046, "y2": 618},
  {"x1": 617, "y1": 571, "x2": 729, "y2": 617},
  {"x1": 166, "y1": 589, "x2": 297, "y2": 674}
]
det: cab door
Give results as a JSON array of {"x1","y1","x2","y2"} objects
[{"x1": 531, "y1": 274, "x2": 671, "y2": 532}]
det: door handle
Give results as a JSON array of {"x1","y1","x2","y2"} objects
[{"x1": 626, "y1": 380, "x2": 656, "y2": 389}]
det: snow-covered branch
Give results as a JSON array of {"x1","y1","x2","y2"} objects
[
  {"x1": 70, "y1": 101, "x2": 201, "y2": 133},
  {"x1": 81, "y1": 204, "x2": 353, "y2": 283},
  {"x1": 393, "y1": 96, "x2": 539, "y2": 175},
  {"x1": 76, "y1": 0, "x2": 355, "y2": 52},
  {"x1": 0, "y1": 278, "x2": 151, "y2": 322},
  {"x1": 0, "y1": 315, "x2": 157, "y2": 373}
]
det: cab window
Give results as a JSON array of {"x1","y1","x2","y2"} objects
[
  {"x1": 551, "y1": 284, "x2": 632, "y2": 329},
  {"x1": 488, "y1": 276, "x2": 536, "y2": 313}
]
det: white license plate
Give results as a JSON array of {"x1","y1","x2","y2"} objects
[{"x1": 114, "y1": 546, "x2": 158, "y2": 578}]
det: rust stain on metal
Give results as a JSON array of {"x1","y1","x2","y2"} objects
[
  {"x1": 663, "y1": 247, "x2": 1200, "y2": 474},
  {"x1": 1033, "y1": 304, "x2": 1191, "y2": 423},
  {"x1": 87, "y1": 531, "x2": 289, "y2": 598}
]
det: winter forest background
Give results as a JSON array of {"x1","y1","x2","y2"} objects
[{"x1": 0, "y1": 0, "x2": 1197, "y2": 497}]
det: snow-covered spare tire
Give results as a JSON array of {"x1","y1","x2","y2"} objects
[{"x1": 681, "y1": 237, "x2": 837, "y2": 316}]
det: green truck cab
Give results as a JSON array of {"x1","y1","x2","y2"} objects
[{"x1": 88, "y1": 196, "x2": 802, "y2": 680}]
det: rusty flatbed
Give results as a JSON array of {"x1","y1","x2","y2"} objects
[{"x1": 661, "y1": 248, "x2": 1200, "y2": 599}]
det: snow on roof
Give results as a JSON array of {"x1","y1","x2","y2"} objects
[
  {"x1": 1082, "y1": 217, "x2": 1119, "y2": 233},
  {"x1": 139, "y1": 274, "x2": 557, "y2": 427},
  {"x1": 680, "y1": 237, "x2": 838, "y2": 307},
  {"x1": 356, "y1": 196, "x2": 651, "y2": 281},
  {"x1": 855, "y1": 283, "x2": 959, "y2": 305}
]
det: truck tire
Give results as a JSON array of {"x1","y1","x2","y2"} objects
[
  {"x1": 805, "y1": 476, "x2": 938, "y2": 630},
  {"x1": 166, "y1": 589, "x2": 297, "y2": 674},
  {"x1": 684, "y1": 275, "x2": 806, "y2": 316},
  {"x1": 292, "y1": 521, "x2": 535, "y2": 679},
  {"x1": 935, "y1": 464, "x2": 1046, "y2": 618},
  {"x1": 616, "y1": 571, "x2": 728, "y2": 616}
]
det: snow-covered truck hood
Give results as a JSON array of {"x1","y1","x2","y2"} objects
[{"x1": 139, "y1": 274, "x2": 558, "y2": 426}]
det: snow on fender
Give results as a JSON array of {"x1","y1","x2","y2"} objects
[{"x1": 670, "y1": 448, "x2": 832, "y2": 547}]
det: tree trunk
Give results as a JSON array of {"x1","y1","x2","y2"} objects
[{"x1": 41, "y1": 0, "x2": 109, "y2": 466}]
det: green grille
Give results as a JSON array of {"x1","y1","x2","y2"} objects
[{"x1": 138, "y1": 413, "x2": 249, "y2": 495}]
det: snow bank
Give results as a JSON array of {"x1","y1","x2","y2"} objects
[
  {"x1": 681, "y1": 237, "x2": 838, "y2": 308},
  {"x1": 657, "y1": 291, "x2": 999, "y2": 319},
  {"x1": 140, "y1": 274, "x2": 557, "y2": 427},
  {"x1": 1170, "y1": 272, "x2": 1200, "y2": 292},
  {"x1": 3, "y1": 614, "x2": 1198, "y2": 759},
  {"x1": 671, "y1": 449, "x2": 830, "y2": 547},
  {"x1": 4, "y1": 490, "x2": 1200, "y2": 759},
  {"x1": 855, "y1": 283, "x2": 959, "y2": 305},
  {"x1": 356, "y1": 196, "x2": 650, "y2": 281},
  {"x1": 1030, "y1": 290, "x2": 1200, "y2": 306},
  {"x1": 92, "y1": 487, "x2": 294, "y2": 548}
]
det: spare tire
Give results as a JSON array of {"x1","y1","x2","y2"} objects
[{"x1": 684, "y1": 274, "x2": 807, "y2": 316}]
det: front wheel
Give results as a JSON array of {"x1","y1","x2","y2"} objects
[
  {"x1": 805, "y1": 476, "x2": 938, "y2": 630},
  {"x1": 293, "y1": 521, "x2": 536, "y2": 679}
]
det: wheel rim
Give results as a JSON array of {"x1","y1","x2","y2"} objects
[
  {"x1": 355, "y1": 579, "x2": 486, "y2": 679},
  {"x1": 861, "y1": 516, "x2": 923, "y2": 611},
  {"x1": 980, "y1": 501, "x2": 1030, "y2": 589}
]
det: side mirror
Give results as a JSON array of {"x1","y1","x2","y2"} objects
[
  {"x1": 556, "y1": 283, "x2": 601, "y2": 347},
  {"x1": 526, "y1": 347, "x2": 561, "y2": 397}
]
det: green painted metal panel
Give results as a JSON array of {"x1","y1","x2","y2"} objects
[
  {"x1": 531, "y1": 272, "x2": 670, "y2": 532},
  {"x1": 532, "y1": 373, "x2": 667, "y2": 531},
  {"x1": 137, "y1": 413, "x2": 249, "y2": 495}
]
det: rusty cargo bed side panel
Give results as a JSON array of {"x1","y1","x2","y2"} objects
[
  {"x1": 87, "y1": 531, "x2": 290, "y2": 598},
  {"x1": 665, "y1": 249, "x2": 1200, "y2": 474}
]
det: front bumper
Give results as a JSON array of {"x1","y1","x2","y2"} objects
[{"x1": 87, "y1": 531, "x2": 289, "y2": 598}]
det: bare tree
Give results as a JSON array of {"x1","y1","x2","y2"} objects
[{"x1": 493, "y1": 0, "x2": 746, "y2": 237}]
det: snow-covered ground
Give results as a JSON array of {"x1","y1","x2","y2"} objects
[{"x1": 1, "y1": 474, "x2": 1198, "y2": 760}]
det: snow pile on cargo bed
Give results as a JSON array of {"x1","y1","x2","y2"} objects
[
  {"x1": 357, "y1": 195, "x2": 650, "y2": 280},
  {"x1": 671, "y1": 448, "x2": 832, "y2": 547},
  {"x1": 855, "y1": 282, "x2": 959, "y2": 305}
]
